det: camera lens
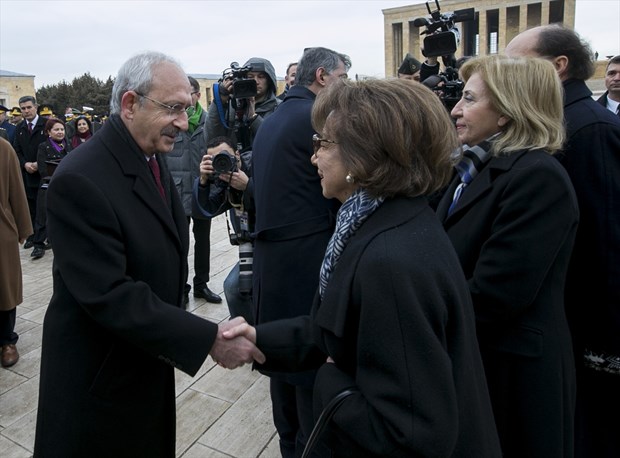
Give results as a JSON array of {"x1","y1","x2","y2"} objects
[{"x1": 212, "y1": 151, "x2": 237, "y2": 176}]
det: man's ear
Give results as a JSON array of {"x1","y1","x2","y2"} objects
[
  {"x1": 315, "y1": 67, "x2": 327, "y2": 87},
  {"x1": 551, "y1": 55, "x2": 569, "y2": 80},
  {"x1": 121, "y1": 91, "x2": 139, "y2": 120}
]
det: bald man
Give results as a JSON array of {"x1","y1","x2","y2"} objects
[{"x1": 507, "y1": 25, "x2": 620, "y2": 458}]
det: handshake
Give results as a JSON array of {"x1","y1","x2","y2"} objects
[{"x1": 209, "y1": 317, "x2": 262, "y2": 369}]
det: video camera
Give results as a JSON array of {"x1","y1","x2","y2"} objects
[
  {"x1": 415, "y1": 0, "x2": 474, "y2": 110},
  {"x1": 414, "y1": 0, "x2": 474, "y2": 57},
  {"x1": 220, "y1": 62, "x2": 257, "y2": 99},
  {"x1": 421, "y1": 66, "x2": 464, "y2": 111}
]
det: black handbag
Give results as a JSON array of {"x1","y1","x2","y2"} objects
[{"x1": 301, "y1": 389, "x2": 358, "y2": 458}]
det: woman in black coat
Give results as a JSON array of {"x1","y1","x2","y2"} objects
[
  {"x1": 225, "y1": 79, "x2": 502, "y2": 457},
  {"x1": 435, "y1": 55, "x2": 579, "y2": 457},
  {"x1": 30, "y1": 117, "x2": 72, "y2": 258}
]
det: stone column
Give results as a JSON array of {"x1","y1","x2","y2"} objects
[
  {"x1": 519, "y1": 3, "x2": 528, "y2": 32},
  {"x1": 498, "y1": 6, "x2": 507, "y2": 52},
  {"x1": 479, "y1": 8, "x2": 488, "y2": 55},
  {"x1": 541, "y1": 1, "x2": 550, "y2": 25},
  {"x1": 385, "y1": 21, "x2": 394, "y2": 77}
]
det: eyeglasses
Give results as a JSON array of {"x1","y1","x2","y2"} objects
[
  {"x1": 312, "y1": 133, "x2": 338, "y2": 154},
  {"x1": 135, "y1": 92, "x2": 196, "y2": 118}
]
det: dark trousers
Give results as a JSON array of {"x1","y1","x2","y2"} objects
[
  {"x1": 223, "y1": 262, "x2": 254, "y2": 324},
  {"x1": 33, "y1": 187, "x2": 48, "y2": 247},
  {"x1": 575, "y1": 367, "x2": 620, "y2": 458},
  {"x1": 183, "y1": 217, "x2": 213, "y2": 297},
  {"x1": 0, "y1": 308, "x2": 18, "y2": 346},
  {"x1": 25, "y1": 186, "x2": 38, "y2": 243},
  {"x1": 270, "y1": 378, "x2": 330, "y2": 458},
  {"x1": 191, "y1": 217, "x2": 212, "y2": 287}
]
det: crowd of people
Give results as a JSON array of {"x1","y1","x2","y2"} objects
[{"x1": 0, "y1": 22, "x2": 618, "y2": 458}]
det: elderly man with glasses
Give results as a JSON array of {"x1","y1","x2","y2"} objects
[{"x1": 34, "y1": 51, "x2": 265, "y2": 457}]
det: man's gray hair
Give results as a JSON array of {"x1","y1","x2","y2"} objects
[
  {"x1": 295, "y1": 47, "x2": 351, "y2": 87},
  {"x1": 110, "y1": 51, "x2": 183, "y2": 115}
]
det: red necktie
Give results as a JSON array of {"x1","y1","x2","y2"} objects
[
  {"x1": 28, "y1": 122, "x2": 33, "y2": 134},
  {"x1": 148, "y1": 156, "x2": 166, "y2": 201}
]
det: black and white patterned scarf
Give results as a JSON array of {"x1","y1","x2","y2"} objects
[{"x1": 319, "y1": 188, "x2": 384, "y2": 299}]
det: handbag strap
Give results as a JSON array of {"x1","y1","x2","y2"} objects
[{"x1": 301, "y1": 389, "x2": 357, "y2": 458}]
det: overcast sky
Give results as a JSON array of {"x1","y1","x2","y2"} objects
[{"x1": 1, "y1": 0, "x2": 618, "y2": 88}]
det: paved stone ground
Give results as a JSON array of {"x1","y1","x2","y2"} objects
[{"x1": 0, "y1": 214, "x2": 279, "y2": 457}]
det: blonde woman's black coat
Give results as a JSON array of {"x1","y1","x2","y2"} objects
[{"x1": 436, "y1": 148, "x2": 579, "y2": 458}]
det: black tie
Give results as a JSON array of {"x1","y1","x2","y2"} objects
[{"x1": 28, "y1": 122, "x2": 33, "y2": 134}]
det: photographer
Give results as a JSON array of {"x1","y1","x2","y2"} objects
[
  {"x1": 193, "y1": 136, "x2": 255, "y2": 324},
  {"x1": 207, "y1": 57, "x2": 279, "y2": 150}
]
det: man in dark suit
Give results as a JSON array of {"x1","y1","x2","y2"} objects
[
  {"x1": 12, "y1": 96, "x2": 47, "y2": 249},
  {"x1": 251, "y1": 47, "x2": 350, "y2": 458},
  {"x1": 277, "y1": 62, "x2": 297, "y2": 100},
  {"x1": 597, "y1": 55, "x2": 620, "y2": 115},
  {"x1": 507, "y1": 25, "x2": 620, "y2": 458},
  {"x1": 33, "y1": 51, "x2": 264, "y2": 457}
]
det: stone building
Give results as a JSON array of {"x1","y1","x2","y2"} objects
[
  {"x1": 383, "y1": 0, "x2": 577, "y2": 77},
  {"x1": 0, "y1": 70, "x2": 36, "y2": 109}
]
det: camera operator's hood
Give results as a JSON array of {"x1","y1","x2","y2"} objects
[{"x1": 243, "y1": 57, "x2": 277, "y2": 94}]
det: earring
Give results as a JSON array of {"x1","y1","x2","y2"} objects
[{"x1": 345, "y1": 173, "x2": 355, "y2": 184}]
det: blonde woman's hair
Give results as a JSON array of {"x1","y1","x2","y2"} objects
[{"x1": 459, "y1": 55, "x2": 565, "y2": 155}]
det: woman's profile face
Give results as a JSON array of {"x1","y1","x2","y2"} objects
[
  {"x1": 451, "y1": 72, "x2": 506, "y2": 147},
  {"x1": 313, "y1": 119, "x2": 356, "y2": 203},
  {"x1": 76, "y1": 119, "x2": 89, "y2": 133}
]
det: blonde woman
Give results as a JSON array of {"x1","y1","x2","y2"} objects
[{"x1": 436, "y1": 55, "x2": 579, "y2": 458}]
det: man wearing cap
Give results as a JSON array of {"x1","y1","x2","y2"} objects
[
  {"x1": 38, "y1": 104, "x2": 55, "y2": 118},
  {"x1": 0, "y1": 105, "x2": 17, "y2": 143},
  {"x1": 9, "y1": 107, "x2": 22, "y2": 126},
  {"x1": 13, "y1": 96, "x2": 48, "y2": 249},
  {"x1": 397, "y1": 53, "x2": 423, "y2": 82}
]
